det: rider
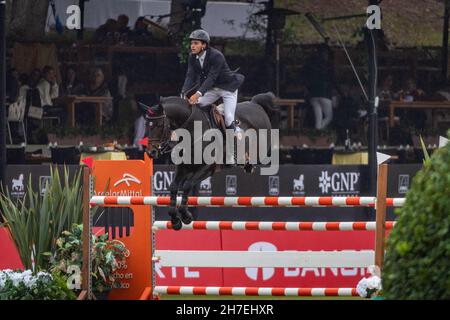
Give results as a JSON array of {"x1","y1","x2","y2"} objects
[{"x1": 181, "y1": 29, "x2": 245, "y2": 134}]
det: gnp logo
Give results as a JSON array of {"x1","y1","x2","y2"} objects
[
  {"x1": 153, "y1": 171, "x2": 175, "y2": 194},
  {"x1": 245, "y1": 242, "x2": 277, "y2": 281},
  {"x1": 318, "y1": 171, "x2": 360, "y2": 195},
  {"x1": 114, "y1": 173, "x2": 141, "y2": 187}
]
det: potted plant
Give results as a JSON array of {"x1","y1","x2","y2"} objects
[{"x1": 50, "y1": 224, "x2": 128, "y2": 300}]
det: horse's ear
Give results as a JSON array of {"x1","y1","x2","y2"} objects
[{"x1": 138, "y1": 101, "x2": 150, "y2": 113}]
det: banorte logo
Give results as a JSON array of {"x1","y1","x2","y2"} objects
[{"x1": 245, "y1": 242, "x2": 277, "y2": 281}]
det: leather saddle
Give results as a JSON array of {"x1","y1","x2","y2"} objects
[{"x1": 200, "y1": 104, "x2": 226, "y2": 134}]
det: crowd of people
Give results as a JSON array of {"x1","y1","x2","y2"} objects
[
  {"x1": 6, "y1": 63, "x2": 126, "y2": 140},
  {"x1": 298, "y1": 45, "x2": 450, "y2": 144}
]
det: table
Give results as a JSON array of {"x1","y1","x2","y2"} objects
[
  {"x1": 53, "y1": 96, "x2": 113, "y2": 128},
  {"x1": 80, "y1": 151, "x2": 127, "y2": 164},
  {"x1": 389, "y1": 100, "x2": 450, "y2": 127},
  {"x1": 332, "y1": 151, "x2": 368, "y2": 165},
  {"x1": 273, "y1": 98, "x2": 305, "y2": 130}
]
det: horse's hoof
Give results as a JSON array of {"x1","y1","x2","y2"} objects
[
  {"x1": 171, "y1": 217, "x2": 183, "y2": 231},
  {"x1": 179, "y1": 208, "x2": 193, "y2": 225},
  {"x1": 244, "y1": 164, "x2": 254, "y2": 173}
]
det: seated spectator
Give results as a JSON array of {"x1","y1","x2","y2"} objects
[
  {"x1": 82, "y1": 67, "x2": 113, "y2": 122},
  {"x1": 395, "y1": 77, "x2": 426, "y2": 101},
  {"x1": 59, "y1": 65, "x2": 84, "y2": 96},
  {"x1": 133, "y1": 16, "x2": 152, "y2": 37},
  {"x1": 28, "y1": 68, "x2": 42, "y2": 88},
  {"x1": 117, "y1": 14, "x2": 130, "y2": 34},
  {"x1": 395, "y1": 77, "x2": 427, "y2": 129},
  {"x1": 379, "y1": 74, "x2": 394, "y2": 100},
  {"x1": 94, "y1": 18, "x2": 119, "y2": 43},
  {"x1": 36, "y1": 65, "x2": 66, "y2": 123}
]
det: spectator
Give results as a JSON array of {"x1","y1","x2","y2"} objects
[
  {"x1": 109, "y1": 65, "x2": 128, "y2": 123},
  {"x1": 117, "y1": 14, "x2": 130, "y2": 34},
  {"x1": 60, "y1": 65, "x2": 84, "y2": 96},
  {"x1": 302, "y1": 45, "x2": 335, "y2": 130},
  {"x1": 36, "y1": 65, "x2": 66, "y2": 123},
  {"x1": 395, "y1": 77, "x2": 427, "y2": 129},
  {"x1": 6, "y1": 68, "x2": 20, "y2": 103},
  {"x1": 84, "y1": 67, "x2": 113, "y2": 122},
  {"x1": 94, "y1": 18, "x2": 118, "y2": 43},
  {"x1": 380, "y1": 74, "x2": 394, "y2": 100},
  {"x1": 28, "y1": 68, "x2": 41, "y2": 88},
  {"x1": 133, "y1": 17, "x2": 152, "y2": 37},
  {"x1": 395, "y1": 77, "x2": 425, "y2": 101},
  {"x1": 334, "y1": 84, "x2": 363, "y2": 144}
]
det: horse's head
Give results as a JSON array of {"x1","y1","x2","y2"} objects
[{"x1": 138, "y1": 101, "x2": 170, "y2": 159}]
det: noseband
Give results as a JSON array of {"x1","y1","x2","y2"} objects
[{"x1": 145, "y1": 110, "x2": 173, "y2": 156}]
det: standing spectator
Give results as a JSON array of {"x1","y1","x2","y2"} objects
[
  {"x1": 302, "y1": 45, "x2": 335, "y2": 130},
  {"x1": 59, "y1": 65, "x2": 84, "y2": 96},
  {"x1": 36, "y1": 65, "x2": 65, "y2": 123},
  {"x1": 6, "y1": 68, "x2": 20, "y2": 103}
]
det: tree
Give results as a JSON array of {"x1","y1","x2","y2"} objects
[{"x1": 6, "y1": 0, "x2": 50, "y2": 40}]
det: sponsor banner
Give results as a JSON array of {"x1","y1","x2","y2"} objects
[
  {"x1": 221, "y1": 231, "x2": 374, "y2": 288},
  {"x1": 154, "y1": 230, "x2": 376, "y2": 288},
  {"x1": 155, "y1": 230, "x2": 223, "y2": 286},
  {"x1": 0, "y1": 227, "x2": 23, "y2": 270}
]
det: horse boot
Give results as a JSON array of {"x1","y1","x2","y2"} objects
[
  {"x1": 224, "y1": 121, "x2": 241, "y2": 166},
  {"x1": 168, "y1": 207, "x2": 182, "y2": 231},
  {"x1": 178, "y1": 207, "x2": 193, "y2": 225}
]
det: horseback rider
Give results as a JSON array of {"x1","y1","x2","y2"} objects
[{"x1": 181, "y1": 29, "x2": 245, "y2": 134}]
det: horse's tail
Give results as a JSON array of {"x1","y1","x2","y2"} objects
[{"x1": 251, "y1": 92, "x2": 278, "y2": 116}]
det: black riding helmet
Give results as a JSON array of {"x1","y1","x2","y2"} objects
[{"x1": 189, "y1": 29, "x2": 210, "y2": 44}]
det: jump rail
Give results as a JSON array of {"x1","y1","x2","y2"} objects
[
  {"x1": 153, "y1": 220, "x2": 396, "y2": 231},
  {"x1": 90, "y1": 196, "x2": 405, "y2": 207}
]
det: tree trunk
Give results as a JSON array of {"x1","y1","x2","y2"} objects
[{"x1": 8, "y1": 0, "x2": 50, "y2": 40}]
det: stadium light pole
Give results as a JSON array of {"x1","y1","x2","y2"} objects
[
  {"x1": 0, "y1": 0, "x2": 6, "y2": 187},
  {"x1": 366, "y1": 0, "x2": 379, "y2": 196}
]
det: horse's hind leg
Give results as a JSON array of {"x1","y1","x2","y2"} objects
[{"x1": 179, "y1": 165, "x2": 215, "y2": 224}]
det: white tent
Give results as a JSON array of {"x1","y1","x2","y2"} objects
[{"x1": 47, "y1": 0, "x2": 265, "y2": 39}]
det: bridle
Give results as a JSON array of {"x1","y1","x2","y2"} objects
[
  {"x1": 144, "y1": 100, "x2": 198, "y2": 157},
  {"x1": 145, "y1": 109, "x2": 173, "y2": 157}
]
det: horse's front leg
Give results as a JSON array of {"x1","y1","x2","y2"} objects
[
  {"x1": 168, "y1": 166, "x2": 186, "y2": 231},
  {"x1": 179, "y1": 165, "x2": 215, "y2": 224}
]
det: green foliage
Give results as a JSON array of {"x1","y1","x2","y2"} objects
[
  {"x1": 382, "y1": 131, "x2": 450, "y2": 299},
  {"x1": 0, "y1": 270, "x2": 76, "y2": 300},
  {"x1": 0, "y1": 167, "x2": 83, "y2": 271},
  {"x1": 50, "y1": 224, "x2": 128, "y2": 293}
]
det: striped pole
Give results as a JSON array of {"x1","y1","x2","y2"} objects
[
  {"x1": 154, "y1": 220, "x2": 396, "y2": 231},
  {"x1": 154, "y1": 286, "x2": 358, "y2": 297},
  {"x1": 90, "y1": 196, "x2": 405, "y2": 207}
]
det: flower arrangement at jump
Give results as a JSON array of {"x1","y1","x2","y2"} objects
[
  {"x1": 356, "y1": 266, "x2": 383, "y2": 299},
  {"x1": 0, "y1": 269, "x2": 76, "y2": 300}
]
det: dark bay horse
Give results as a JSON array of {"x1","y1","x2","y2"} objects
[{"x1": 140, "y1": 92, "x2": 277, "y2": 230}]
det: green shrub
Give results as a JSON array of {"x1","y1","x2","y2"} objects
[{"x1": 382, "y1": 133, "x2": 450, "y2": 299}]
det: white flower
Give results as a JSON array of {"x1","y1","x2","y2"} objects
[
  {"x1": 357, "y1": 275, "x2": 382, "y2": 298},
  {"x1": 356, "y1": 278, "x2": 369, "y2": 298},
  {"x1": 366, "y1": 276, "x2": 382, "y2": 290}
]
